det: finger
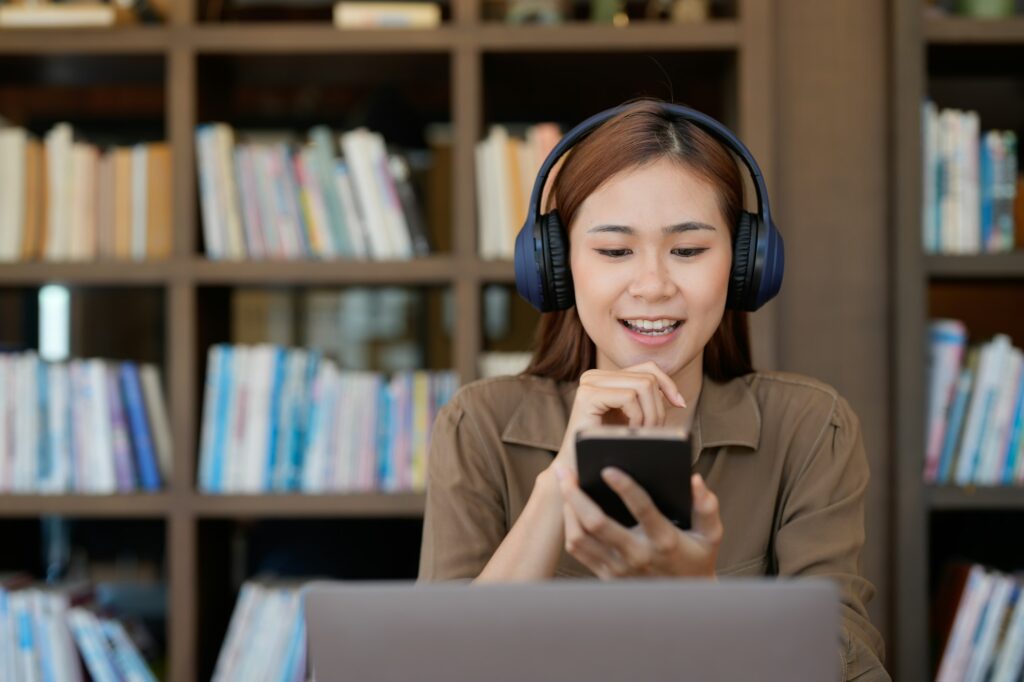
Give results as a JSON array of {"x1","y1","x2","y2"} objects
[
  {"x1": 601, "y1": 467, "x2": 677, "y2": 551},
  {"x1": 691, "y1": 474, "x2": 724, "y2": 546},
  {"x1": 625, "y1": 361, "x2": 687, "y2": 408},
  {"x1": 561, "y1": 473, "x2": 640, "y2": 558},
  {"x1": 562, "y1": 499, "x2": 627, "y2": 578},
  {"x1": 579, "y1": 384, "x2": 644, "y2": 427},
  {"x1": 580, "y1": 374, "x2": 661, "y2": 426}
]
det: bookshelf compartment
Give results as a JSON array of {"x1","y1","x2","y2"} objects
[
  {"x1": 0, "y1": 54, "x2": 166, "y2": 142},
  {"x1": 927, "y1": 44, "x2": 1024, "y2": 143},
  {"x1": 929, "y1": 279, "x2": 1024, "y2": 347},
  {"x1": 194, "y1": 52, "x2": 453, "y2": 259},
  {"x1": 195, "y1": 0, "x2": 454, "y2": 24},
  {"x1": 481, "y1": 50, "x2": 736, "y2": 130},
  {"x1": 479, "y1": 282, "x2": 539, "y2": 377},
  {"x1": 480, "y1": 0, "x2": 738, "y2": 23},
  {"x1": 0, "y1": 517, "x2": 169, "y2": 673},
  {"x1": 196, "y1": 516, "x2": 421, "y2": 679}
]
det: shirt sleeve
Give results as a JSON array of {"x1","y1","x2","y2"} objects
[
  {"x1": 773, "y1": 395, "x2": 890, "y2": 682},
  {"x1": 418, "y1": 394, "x2": 508, "y2": 582}
]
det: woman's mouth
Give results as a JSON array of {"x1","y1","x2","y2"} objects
[{"x1": 618, "y1": 318, "x2": 684, "y2": 345}]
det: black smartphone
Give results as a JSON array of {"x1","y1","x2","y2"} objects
[{"x1": 575, "y1": 426, "x2": 692, "y2": 530}]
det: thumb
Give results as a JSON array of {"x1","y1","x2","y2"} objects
[{"x1": 691, "y1": 474, "x2": 723, "y2": 546}]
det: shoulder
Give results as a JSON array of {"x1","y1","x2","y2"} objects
[
  {"x1": 743, "y1": 370, "x2": 861, "y2": 439},
  {"x1": 443, "y1": 373, "x2": 574, "y2": 428}
]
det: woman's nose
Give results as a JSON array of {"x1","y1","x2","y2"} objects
[{"x1": 627, "y1": 258, "x2": 677, "y2": 301}]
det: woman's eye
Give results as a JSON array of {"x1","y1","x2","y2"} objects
[
  {"x1": 595, "y1": 249, "x2": 631, "y2": 258},
  {"x1": 673, "y1": 248, "x2": 708, "y2": 258}
]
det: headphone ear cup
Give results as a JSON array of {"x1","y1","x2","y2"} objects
[
  {"x1": 728, "y1": 211, "x2": 757, "y2": 311},
  {"x1": 541, "y1": 211, "x2": 575, "y2": 312}
]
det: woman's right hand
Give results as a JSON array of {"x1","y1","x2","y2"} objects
[{"x1": 549, "y1": 361, "x2": 688, "y2": 476}]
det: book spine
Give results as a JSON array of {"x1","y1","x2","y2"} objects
[
  {"x1": 120, "y1": 362, "x2": 161, "y2": 491},
  {"x1": 106, "y1": 365, "x2": 137, "y2": 492}
]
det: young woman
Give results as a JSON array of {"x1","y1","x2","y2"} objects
[{"x1": 419, "y1": 99, "x2": 888, "y2": 681}]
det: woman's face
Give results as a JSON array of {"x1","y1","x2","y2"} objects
[{"x1": 569, "y1": 157, "x2": 734, "y2": 380}]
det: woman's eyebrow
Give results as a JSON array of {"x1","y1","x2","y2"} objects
[{"x1": 585, "y1": 222, "x2": 717, "y2": 235}]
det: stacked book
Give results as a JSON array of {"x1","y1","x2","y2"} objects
[
  {"x1": 195, "y1": 124, "x2": 430, "y2": 261},
  {"x1": 921, "y1": 101, "x2": 1021, "y2": 255},
  {"x1": 0, "y1": 585, "x2": 157, "y2": 682},
  {"x1": 935, "y1": 564, "x2": 1024, "y2": 682},
  {"x1": 333, "y1": 1, "x2": 441, "y2": 28},
  {"x1": 924, "y1": 321, "x2": 1024, "y2": 486},
  {"x1": 0, "y1": 124, "x2": 172, "y2": 263},
  {"x1": 0, "y1": 352, "x2": 171, "y2": 494},
  {"x1": 475, "y1": 123, "x2": 562, "y2": 260},
  {"x1": 211, "y1": 581, "x2": 306, "y2": 682},
  {"x1": 197, "y1": 344, "x2": 459, "y2": 494}
]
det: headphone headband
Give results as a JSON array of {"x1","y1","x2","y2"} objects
[{"x1": 525, "y1": 102, "x2": 773, "y2": 232}]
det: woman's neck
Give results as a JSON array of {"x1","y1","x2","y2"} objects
[{"x1": 668, "y1": 354, "x2": 703, "y2": 435}]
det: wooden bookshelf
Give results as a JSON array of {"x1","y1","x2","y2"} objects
[
  {"x1": 893, "y1": 5, "x2": 1024, "y2": 680},
  {"x1": 0, "y1": 1, "x2": 775, "y2": 679}
]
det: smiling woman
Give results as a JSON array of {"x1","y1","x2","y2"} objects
[{"x1": 419, "y1": 100, "x2": 890, "y2": 682}]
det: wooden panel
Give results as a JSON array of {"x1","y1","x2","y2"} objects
[{"x1": 775, "y1": 0, "x2": 891, "y2": 655}]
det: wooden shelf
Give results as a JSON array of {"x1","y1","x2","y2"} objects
[
  {"x1": 925, "y1": 15, "x2": 1024, "y2": 44},
  {"x1": 190, "y1": 25, "x2": 459, "y2": 52},
  {"x1": 474, "y1": 259, "x2": 516, "y2": 283},
  {"x1": 189, "y1": 256, "x2": 459, "y2": 285},
  {"x1": 474, "y1": 22, "x2": 740, "y2": 51},
  {"x1": 0, "y1": 26, "x2": 172, "y2": 53},
  {"x1": 0, "y1": 493, "x2": 171, "y2": 517},
  {"x1": 0, "y1": 261, "x2": 177, "y2": 286},
  {"x1": 926, "y1": 253, "x2": 1024, "y2": 279},
  {"x1": 191, "y1": 492, "x2": 425, "y2": 518},
  {"x1": 928, "y1": 486, "x2": 1024, "y2": 510}
]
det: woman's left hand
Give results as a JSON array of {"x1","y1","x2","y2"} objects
[{"x1": 554, "y1": 465, "x2": 722, "y2": 580}]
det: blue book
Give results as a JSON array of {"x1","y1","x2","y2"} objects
[
  {"x1": 211, "y1": 345, "x2": 235, "y2": 494},
  {"x1": 119, "y1": 363, "x2": 161, "y2": 491},
  {"x1": 980, "y1": 132, "x2": 994, "y2": 251},
  {"x1": 33, "y1": 595, "x2": 58, "y2": 682},
  {"x1": 36, "y1": 357, "x2": 51, "y2": 490},
  {"x1": 198, "y1": 346, "x2": 222, "y2": 491},
  {"x1": 376, "y1": 378, "x2": 392, "y2": 490},
  {"x1": 264, "y1": 347, "x2": 287, "y2": 492},
  {"x1": 1002, "y1": 376, "x2": 1024, "y2": 485},
  {"x1": 277, "y1": 603, "x2": 306, "y2": 682},
  {"x1": 938, "y1": 366, "x2": 975, "y2": 484}
]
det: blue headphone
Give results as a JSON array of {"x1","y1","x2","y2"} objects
[{"x1": 513, "y1": 102, "x2": 785, "y2": 313}]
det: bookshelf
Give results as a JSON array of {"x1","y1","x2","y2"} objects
[
  {"x1": 0, "y1": 0, "x2": 776, "y2": 679},
  {"x1": 893, "y1": 4, "x2": 1024, "y2": 680}
]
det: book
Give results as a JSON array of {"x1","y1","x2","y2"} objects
[
  {"x1": 332, "y1": 1, "x2": 441, "y2": 28},
  {"x1": 0, "y1": 3, "x2": 116, "y2": 28}
]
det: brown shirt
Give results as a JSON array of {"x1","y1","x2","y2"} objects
[{"x1": 419, "y1": 370, "x2": 889, "y2": 681}]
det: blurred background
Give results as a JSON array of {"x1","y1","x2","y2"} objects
[{"x1": 0, "y1": 0, "x2": 1022, "y2": 679}]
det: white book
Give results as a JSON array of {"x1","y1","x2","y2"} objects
[
  {"x1": 47, "y1": 592, "x2": 81, "y2": 682},
  {"x1": 0, "y1": 590, "x2": 9, "y2": 682},
  {"x1": 13, "y1": 353, "x2": 38, "y2": 492},
  {"x1": 196, "y1": 126, "x2": 225, "y2": 259},
  {"x1": 213, "y1": 124, "x2": 246, "y2": 260},
  {"x1": 0, "y1": 128, "x2": 26, "y2": 262},
  {"x1": 0, "y1": 3, "x2": 115, "y2": 27},
  {"x1": 10, "y1": 592, "x2": 40, "y2": 682},
  {"x1": 44, "y1": 363, "x2": 72, "y2": 494},
  {"x1": 964, "y1": 573, "x2": 1015, "y2": 682},
  {"x1": 140, "y1": 364, "x2": 173, "y2": 484},
  {"x1": 240, "y1": 345, "x2": 273, "y2": 493},
  {"x1": 87, "y1": 360, "x2": 116, "y2": 494},
  {"x1": 358, "y1": 373, "x2": 380, "y2": 490},
  {"x1": 487, "y1": 126, "x2": 514, "y2": 260},
  {"x1": 250, "y1": 145, "x2": 283, "y2": 258},
  {"x1": 333, "y1": 1, "x2": 441, "y2": 28},
  {"x1": 938, "y1": 567, "x2": 996, "y2": 682},
  {"x1": 475, "y1": 136, "x2": 496, "y2": 260},
  {"x1": 0, "y1": 355, "x2": 10, "y2": 491},
  {"x1": 956, "y1": 336, "x2": 1012, "y2": 485},
  {"x1": 990, "y1": 581, "x2": 1024, "y2": 682},
  {"x1": 340, "y1": 129, "x2": 391, "y2": 260},
  {"x1": 977, "y1": 348, "x2": 1023, "y2": 484},
  {"x1": 297, "y1": 147, "x2": 336, "y2": 259},
  {"x1": 211, "y1": 583, "x2": 262, "y2": 682},
  {"x1": 67, "y1": 609, "x2": 119, "y2": 682},
  {"x1": 261, "y1": 590, "x2": 298, "y2": 682},
  {"x1": 302, "y1": 360, "x2": 338, "y2": 493},
  {"x1": 367, "y1": 131, "x2": 413, "y2": 259},
  {"x1": 198, "y1": 346, "x2": 223, "y2": 492},
  {"x1": 233, "y1": 588, "x2": 277, "y2": 681},
  {"x1": 130, "y1": 144, "x2": 148, "y2": 262},
  {"x1": 334, "y1": 162, "x2": 369, "y2": 259},
  {"x1": 224, "y1": 346, "x2": 250, "y2": 493},
  {"x1": 44, "y1": 123, "x2": 74, "y2": 262}
]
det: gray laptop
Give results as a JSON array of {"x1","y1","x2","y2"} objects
[{"x1": 303, "y1": 579, "x2": 840, "y2": 682}]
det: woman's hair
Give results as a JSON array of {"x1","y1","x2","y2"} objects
[{"x1": 522, "y1": 99, "x2": 754, "y2": 383}]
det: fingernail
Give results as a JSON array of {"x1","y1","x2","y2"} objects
[
  {"x1": 602, "y1": 467, "x2": 623, "y2": 485},
  {"x1": 676, "y1": 392, "x2": 687, "y2": 408}
]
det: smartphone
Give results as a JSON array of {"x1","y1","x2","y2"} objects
[{"x1": 575, "y1": 426, "x2": 692, "y2": 530}]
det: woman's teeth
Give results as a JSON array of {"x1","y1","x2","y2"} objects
[{"x1": 621, "y1": 319, "x2": 682, "y2": 336}]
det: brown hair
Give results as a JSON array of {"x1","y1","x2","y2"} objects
[{"x1": 522, "y1": 99, "x2": 754, "y2": 383}]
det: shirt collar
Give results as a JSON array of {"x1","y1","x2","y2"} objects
[{"x1": 500, "y1": 373, "x2": 762, "y2": 462}]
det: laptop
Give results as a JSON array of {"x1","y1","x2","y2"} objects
[{"x1": 304, "y1": 579, "x2": 840, "y2": 682}]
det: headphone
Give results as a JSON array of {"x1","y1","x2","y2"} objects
[{"x1": 513, "y1": 102, "x2": 785, "y2": 313}]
